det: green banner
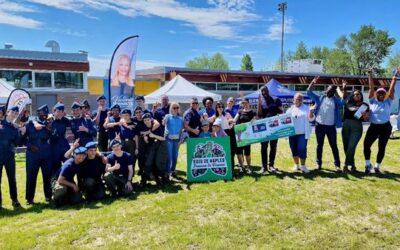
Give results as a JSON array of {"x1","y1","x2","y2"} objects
[
  {"x1": 234, "y1": 114, "x2": 295, "y2": 147},
  {"x1": 187, "y1": 136, "x2": 232, "y2": 182}
]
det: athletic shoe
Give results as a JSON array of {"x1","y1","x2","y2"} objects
[
  {"x1": 365, "y1": 164, "x2": 372, "y2": 175},
  {"x1": 300, "y1": 166, "x2": 310, "y2": 173},
  {"x1": 374, "y1": 167, "x2": 381, "y2": 175},
  {"x1": 12, "y1": 200, "x2": 21, "y2": 208},
  {"x1": 315, "y1": 165, "x2": 322, "y2": 170},
  {"x1": 260, "y1": 167, "x2": 268, "y2": 174},
  {"x1": 269, "y1": 166, "x2": 277, "y2": 173},
  {"x1": 350, "y1": 165, "x2": 357, "y2": 172},
  {"x1": 343, "y1": 166, "x2": 349, "y2": 173},
  {"x1": 293, "y1": 165, "x2": 300, "y2": 171},
  {"x1": 336, "y1": 166, "x2": 342, "y2": 173}
]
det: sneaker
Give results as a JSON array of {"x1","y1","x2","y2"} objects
[
  {"x1": 171, "y1": 172, "x2": 178, "y2": 179},
  {"x1": 246, "y1": 166, "x2": 253, "y2": 174},
  {"x1": 293, "y1": 165, "x2": 301, "y2": 171},
  {"x1": 350, "y1": 165, "x2": 357, "y2": 172},
  {"x1": 336, "y1": 166, "x2": 342, "y2": 173},
  {"x1": 269, "y1": 166, "x2": 277, "y2": 173},
  {"x1": 12, "y1": 200, "x2": 21, "y2": 208},
  {"x1": 300, "y1": 166, "x2": 310, "y2": 173},
  {"x1": 343, "y1": 166, "x2": 349, "y2": 173},
  {"x1": 374, "y1": 167, "x2": 381, "y2": 175},
  {"x1": 26, "y1": 200, "x2": 34, "y2": 205},
  {"x1": 315, "y1": 165, "x2": 322, "y2": 170},
  {"x1": 365, "y1": 164, "x2": 372, "y2": 175},
  {"x1": 260, "y1": 166, "x2": 268, "y2": 174}
]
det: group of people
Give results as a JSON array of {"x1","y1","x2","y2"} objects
[{"x1": 0, "y1": 69, "x2": 397, "y2": 208}]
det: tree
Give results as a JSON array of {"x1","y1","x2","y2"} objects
[
  {"x1": 241, "y1": 54, "x2": 254, "y2": 71},
  {"x1": 185, "y1": 53, "x2": 229, "y2": 70},
  {"x1": 324, "y1": 48, "x2": 353, "y2": 75},
  {"x1": 386, "y1": 50, "x2": 400, "y2": 77},
  {"x1": 292, "y1": 41, "x2": 310, "y2": 60}
]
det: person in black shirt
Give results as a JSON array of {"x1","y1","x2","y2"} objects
[
  {"x1": 184, "y1": 97, "x2": 201, "y2": 138},
  {"x1": 104, "y1": 104, "x2": 121, "y2": 148},
  {"x1": 234, "y1": 98, "x2": 256, "y2": 173},
  {"x1": 342, "y1": 90, "x2": 369, "y2": 172},
  {"x1": 257, "y1": 86, "x2": 283, "y2": 173},
  {"x1": 93, "y1": 95, "x2": 109, "y2": 152}
]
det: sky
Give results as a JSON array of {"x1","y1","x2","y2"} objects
[{"x1": 0, "y1": 0, "x2": 399, "y2": 76}]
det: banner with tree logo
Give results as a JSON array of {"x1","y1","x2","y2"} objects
[
  {"x1": 187, "y1": 137, "x2": 232, "y2": 182},
  {"x1": 234, "y1": 114, "x2": 295, "y2": 147}
]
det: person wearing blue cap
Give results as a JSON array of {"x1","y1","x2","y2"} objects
[
  {"x1": 0, "y1": 106, "x2": 21, "y2": 209},
  {"x1": 93, "y1": 95, "x2": 109, "y2": 152},
  {"x1": 52, "y1": 146, "x2": 87, "y2": 206},
  {"x1": 104, "y1": 104, "x2": 121, "y2": 147},
  {"x1": 50, "y1": 102, "x2": 71, "y2": 176},
  {"x1": 70, "y1": 101, "x2": 97, "y2": 148},
  {"x1": 140, "y1": 113, "x2": 167, "y2": 187},
  {"x1": 21, "y1": 104, "x2": 53, "y2": 204},
  {"x1": 104, "y1": 139, "x2": 133, "y2": 196}
]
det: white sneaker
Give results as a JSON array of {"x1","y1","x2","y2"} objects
[
  {"x1": 300, "y1": 166, "x2": 309, "y2": 173},
  {"x1": 293, "y1": 165, "x2": 300, "y2": 171}
]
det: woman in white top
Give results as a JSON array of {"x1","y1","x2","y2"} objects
[{"x1": 286, "y1": 93, "x2": 315, "y2": 173}]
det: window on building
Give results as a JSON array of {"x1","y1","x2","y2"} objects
[
  {"x1": 294, "y1": 85, "x2": 308, "y2": 91},
  {"x1": 0, "y1": 70, "x2": 32, "y2": 88},
  {"x1": 239, "y1": 84, "x2": 258, "y2": 91},
  {"x1": 195, "y1": 82, "x2": 216, "y2": 91},
  {"x1": 313, "y1": 85, "x2": 325, "y2": 91},
  {"x1": 35, "y1": 72, "x2": 52, "y2": 88},
  {"x1": 217, "y1": 83, "x2": 238, "y2": 91},
  {"x1": 353, "y1": 85, "x2": 362, "y2": 91},
  {"x1": 55, "y1": 72, "x2": 84, "y2": 89}
]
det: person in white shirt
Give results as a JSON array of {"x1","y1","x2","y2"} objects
[{"x1": 286, "y1": 93, "x2": 315, "y2": 173}]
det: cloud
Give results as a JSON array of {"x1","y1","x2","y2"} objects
[
  {"x1": 220, "y1": 45, "x2": 240, "y2": 49},
  {"x1": 0, "y1": 1, "x2": 42, "y2": 29},
  {"x1": 48, "y1": 27, "x2": 87, "y2": 37}
]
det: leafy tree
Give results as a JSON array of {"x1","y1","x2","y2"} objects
[
  {"x1": 324, "y1": 48, "x2": 353, "y2": 75},
  {"x1": 292, "y1": 41, "x2": 310, "y2": 60},
  {"x1": 241, "y1": 54, "x2": 254, "y2": 71},
  {"x1": 186, "y1": 53, "x2": 229, "y2": 70},
  {"x1": 386, "y1": 50, "x2": 400, "y2": 77}
]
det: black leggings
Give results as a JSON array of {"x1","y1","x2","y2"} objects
[{"x1": 363, "y1": 122, "x2": 392, "y2": 164}]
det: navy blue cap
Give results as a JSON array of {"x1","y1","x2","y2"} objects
[
  {"x1": 74, "y1": 146, "x2": 88, "y2": 155},
  {"x1": 134, "y1": 106, "x2": 143, "y2": 112},
  {"x1": 110, "y1": 104, "x2": 121, "y2": 111},
  {"x1": 109, "y1": 139, "x2": 121, "y2": 148},
  {"x1": 37, "y1": 105, "x2": 49, "y2": 114},
  {"x1": 135, "y1": 95, "x2": 145, "y2": 101},
  {"x1": 0, "y1": 105, "x2": 5, "y2": 113},
  {"x1": 53, "y1": 102, "x2": 65, "y2": 111},
  {"x1": 85, "y1": 141, "x2": 97, "y2": 150},
  {"x1": 71, "y1": 101, "x2": 82, "y2": 110},
  {"x1": 142, "y1": 113, "x2": 151, "y2": 119},
  {"x1": 96, "y1": 95, "x2": 106, "y2": 101},
  {"x1": 8, "y1": 105, "x2": 19, "y2": 112},
  {"x1": 121, "y1": 109, "x2": 132, "y2": 115},
  {"x1": 82, "y1": 100, "x2": 90, "y2": 107}
]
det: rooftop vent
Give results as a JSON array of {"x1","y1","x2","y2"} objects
[
  {"x1": 4, "y1": 43, "x2": 13, "y2": 49},
  {"x1": 45, "y1": 40, "x2": 60, "y2": 53}
]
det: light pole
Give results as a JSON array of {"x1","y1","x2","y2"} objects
[{"x1": 278, "y1": 2, "x2": 287, "y2": 72}]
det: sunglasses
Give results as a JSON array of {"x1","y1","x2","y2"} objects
[
  {"x1": 173, "y1": 107, "x2": 179, "y2": 110},
  {"x1": 191, "y1": 102, "x2": 199, "y2": 105}
]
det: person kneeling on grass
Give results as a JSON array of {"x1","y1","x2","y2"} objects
[
  {"x1": 286, "y1": 93, "x2": 315, "y2": 173},
  {"x1": 52, "y1": 147, "x2": 87, "y2": 206},
  {"x1": 104, "y1": 139, "x2": 133, "y2": 196}
]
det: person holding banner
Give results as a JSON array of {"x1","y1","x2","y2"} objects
[
  {"x1": 307, "y1": 76, "x2": 346, "y2": 173},
  {"x1": 342, "y1": 90, "x2": 369, "y2": 173},
  {"x1": 93, "y1": 95, "x2": 109, "y2": 152},
  {"x1": 286, "y1": 93, "x2": 315, "y2": 173},
  {"x1": 111, "y1": 54, "x2": 134, "y2": 98},
  {"x1": 0, "y1": 106, "x2": 21, "y2": 208},
  {"x1": 234, "y1": 98, "x2": 255, "y2": 173},
  {"x1": 257, "y1": 86, "x2": 283, "y2": 173},
  {"x1": 363, "y1": 69, "x2": 398, "y2": 174}
]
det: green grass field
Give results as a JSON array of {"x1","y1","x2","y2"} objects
[{"x1": 1, "y1": 133, "x2": 400, "y2": 249}]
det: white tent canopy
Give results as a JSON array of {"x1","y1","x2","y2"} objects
[
  {"x1": 144, "y1": 75, "x2": 221, "y2": 104},
  {"x1": 0, "y1": 79, "x2": 14, "y2": 104}
]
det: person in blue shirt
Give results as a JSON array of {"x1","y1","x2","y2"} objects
[
  {"x1": 0, "y1": 106, "x2": 21, "y2": 209},
  {"x1": 52, "y1": 147, "x2": 87, "y2": 206},
  {"x1": 21, "y1": 105, "x2": 53, "y2": 204},
  {"x1": 199, "y1": 96, "x2": 216, "y2": 118},
  {"x1": 199, "y1": 120, "x2": 212, "y2": 138},
  {"x1": 307, "y1": 76, "x2": 347, "y2": 173},
  {"x1": 50, "y1": 102, "x2": 71, "y2": 176},
  {"x1": 104, "y1": 139, "x2": 134, "y2": 196},
  {"x1": 163, "y1": 102, "x2": 184, "y2": 179},
  {"x1": 225, "y1": 97, "x2": 239, "y2": 118},
  {"x1": 184, "y1": 98, "x2": 202, "y2": 138},
  {"x1": 93, "y1": 95, "x2": 109, "y2": 152},
  {"x1": 70, "y1": 102, "x2": 97, "y2": 148},
  {"x1": 120, "y1": 109, "x2": 137, "y2": 170},
  {"x1": 104, "y1": 104, "x2": 122, "y2": 146},
  {"x1": 363, "y1": 69, "x2": 398, "y2": 174}
]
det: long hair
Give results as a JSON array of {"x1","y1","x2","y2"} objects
[
  {"x1": 111, "y1": 54, "x2": 134, "y2": 87},
  {"x1": 348, "y1": 90, "x2": 364, "y2": 105},
  {"x1": 215, "y1": 101, "x2": 226, "y2": 117}
]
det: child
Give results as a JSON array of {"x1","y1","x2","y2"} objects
[
  {"x1": 199, "y1": 120, "x2": 212, "y2": 138},
  {"x1": 111, "y1": 54, "x2": 134, "y2": 98},
  {"x1": 212, "y1": 119, "x2": 227, "y2": 137}
]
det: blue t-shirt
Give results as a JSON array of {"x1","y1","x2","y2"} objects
[
  {"x1": 225, "y1": 105, "x2": 239, "y2": 118},
  {"x1": 199, "y1": 131, "x2": 211, "y2": 138},
  {"x1": 164, "y1": 114, "x2": 183, "y2": 137},
  {"x1": 184, "y1": 108, "x2": 201, "y2": 138},
  {"x1": 120, "y1": 121, "x2": 136, "y2": 140},
  {"x1": 199, "y1": 108, "x2": 215, "y2": 117},
  {"x1": 107, "y1": 152, "x2": 132, "y2": 179},
  {"x1": 369, "y1": 98, "x2": 392, "y2": 124},
  {"x1": 107, "y1": 116, "x2": 121, "y2": 140},
  {"x1": 59, "y1": 158, "x2": 81, "y2": 183}
]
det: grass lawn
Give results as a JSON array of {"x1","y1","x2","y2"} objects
[{"x1": 1, "y1": 133, "x2": 400, "y2": 249}]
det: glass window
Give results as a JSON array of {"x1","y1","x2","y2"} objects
[
  {"x1": 239, "y1": 84, "x2": 258, "y2": 91},
  {"x1": 0, "y1": 70, "x2": 32, "y2": 88},
  {"x1": 195, "y1": 82, "x2": 216, "y2": 91},
  {"x1": 217, "y1": 83, "x2": 238, "y2": 91},
  {"x1": 314, "y1": 85, "x2": 325, "y2": 91},
  {"x1": 294, "y1": 85, "x2": 308, "y2": 91},
  {"x1": 55, "y1": 72, "x2": 83, "y2": 89},
  {"x1": 35, "y1": 72, "x2": 52, "y2": 88},
  {"x1": 353, "y1": 85, "x2": 362, "y2": 91}
]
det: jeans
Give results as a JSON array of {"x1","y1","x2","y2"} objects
[
  {"x1": 342, "y1": 119, "x2": 363, "y2": 167},
  {"x1": 315, "y1": 124, "x2": 340, "y2": 167},
  {"x1": 289, "y1": 134, "x2": 308, "y2": 159},
  {"x1": 261, "y1": 139, "x2": 278, "y2": 167},
  {"x1": 166, "y1": 139, "x2": 179, "y2": 174}
]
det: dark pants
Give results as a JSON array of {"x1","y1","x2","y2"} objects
[
  {"x1": 315, "y1": 124, "x2": 340, "y2": 167},
  {"x1": 80, "y1": 178, "x2": 105, "y2": 201},
  {"x1": 261, "y1": 139, "x2": 278, "y2": 167},
  {"x1": 137, "y1": 137, "x2": 147, "y2": 175},
  {"x1": 104, "y1": 172, "x2": 130, "y2": 196},
  {"x1": 97, "y1": 130, "x2": 108, "y2": 153},
  {"x1": 144, "y1": 141, "x2": 168, "y2": 178},
  {"x1": 225, "y1": 128, "x2": 236, "y2": 170},
  {"x1": 52, "y1": 180, "x2": 82, "y2": 206},
  {"x1": 342, "y1": 119, "x2": 363, "y2": 167},
  {"x1": 0, "y1": 153, "x2": 18, "y2": 204},
  {"x1": 363, "y1": 122, "x2": 392, "y2": 164},
  {"x1": 51, "y1": 139, "x2": 69, "y2": 176},
  {"x1": 26, "y1": 149, "x2": 52, "y2": 202},
  {"x1": 122, "y1": 139, "x2": 137, "y2": 174}
]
